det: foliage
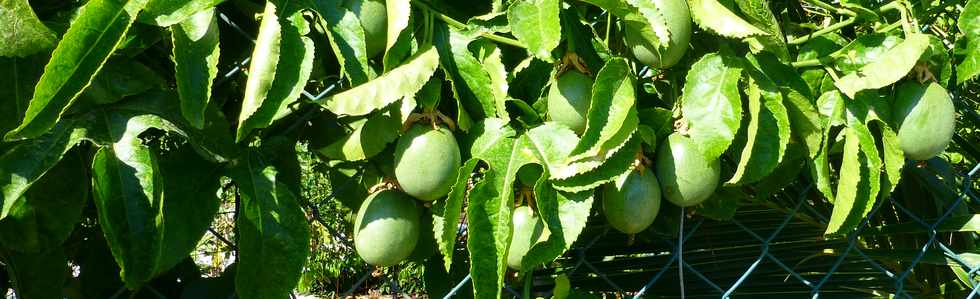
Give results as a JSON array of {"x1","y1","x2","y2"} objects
[{"x1": 0, "y1": 0, "x2": 977, "y2": 297}]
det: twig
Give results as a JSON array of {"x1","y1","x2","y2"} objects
[{"x1": 411, "y1": 0, "x2": 525, "y2": 48}]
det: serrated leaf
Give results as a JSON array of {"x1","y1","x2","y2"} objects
[
  {"x1": 172, "y1": 8, "x2": 220, "y2": 129},
  {"x1": 831, "y1": 33, "x2": 902, "y2": 73},
  {"x1": 522, "y1": 177, "x2": 593, "y2": 270},
  {"x1": 386, "y1": 0, "x2": 410, "y2": 52},
  {"x1": 318, "y1": 99, "x2": 414, "y2": 161},
  {"x1": 567, "y1": 58, "x2": 638, "y2": 164},
  {"x1": 726, "y1": 73, "x2": 790, "y2": 185},
  {"x1": 0, "y1": 149, "x2": 86, "y2": 253},
  {"x1": 579, "y1": 0, "x2": 664, "y2": 49},
  {"x1": 507, "y1": 0, "x2": 560, "y2": 62},
  {"x1": 434, "y1": 25, "x2": 497, "y2": 123},
  {"x1": 139, "y1": 0, "x2": 225, "y2": 27},
  {"x1": 312, "y1": 0, "x2": 376, "y2": 84},
  {"x1": 237, "y1": 6, "x2": 315, "y2": 141},
  {"x1": 4, "y1": 248, "x2": 67, "y2": 299},
  {"x1": 681, "y1": 53, "x2": 743, "y2": 160},
  {"x1": 746, "y1": 53, "x2": 824, "y2": 158},
  {"x1": 0, "y1": 118, "x2": 88, "y2": 220},
  {"x1": 433, "y1": 158, "x2": 480, "y2": 271},
  {"x1": 958, "y1": 0, "x2": 980, "y2": 84},
  {"x1": 77, "y1": 58, "x2": 167, "y2": 105},
  {"x1": 551, "y1": 136, "x2": 639, "y2": 193},
  {"x1": 525, "y1": 123, "x2": 580, "y2": 178},
  {"x1": 824, "y1": 120, "x2": 881, "y2": 237},
  {"x1": 625, "y1": 0, "x2": 671, "y2": 47},
  {"x1": 4, "y1": 0, "x2": 150, "y2": 141},
  {"x1": 0, "y1": 55, "x2": 46, "y2": 137},
  {"x1": 811, "y1": 91, "x2": 845, "y2": 202},
  {"x1": 0, "y1": 0, "x2": 57, "y2": 57},
  {"x1": 835, "y1": 34, "x2": 929, "y2": 98},
  {"x1": 318, "y1": 45, "x2": 439, "y2": 116},
  {"x1": 876, "y1": 119, "x2": 903, "y2": 197},
  {"x1": 230, "y1": 152, "x2": 311, "y2": 299},
  {"x1": 479, "y1": 43, "x2": 511, "y2": 121},
  {"x1": 688, "y1": 0, "x2": 767, "y2": 38}
]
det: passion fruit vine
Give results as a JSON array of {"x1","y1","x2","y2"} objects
[
  {"x1": 394, "y1": 124, "x2": 462, "y2": 201},
  {"x1": 354, "y1": 190, "x2": 421, "y2": 267},
  {"x1": 602, "y1": 168, "x2": 661, "y2": 234},
  {"x1": 656, "y1": 133, "x2": 720, "y2": 207},
  {"x1": 548, "y1": 70, "x2": 593, "y2": 134},
  {"x1": 893, "y1": 81, "x2": 956, "y2": 161},
  {"x1": 623, "y1": 0, "x2": 692, "y2": 69}
]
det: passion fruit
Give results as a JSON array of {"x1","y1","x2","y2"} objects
[
  {"x1": 394, "y1": 125, "x2": 462, "y2": 201},
  {"x1": 345, "y1": 0, "x2": 387, "y2": 57},
  {"x1": 507, "y1": 206, "x2": 549, "y2": 271},
  {"x1": 602, "y1": 169, "x2": 661, "y2": 234},
  {"x1": 893, "y1": 81, "x2": 955, "y2": 161},
  {"x1": 354, "y1": 190, "x2": 420, "y2": 267},
  {"x1": 517, "y1": 164, "x2": 544, "y2": 187},
  {"x1": 655, "y1": 133, "x2": 720, "y2": 207},
  {"x1": 548, "y1": 70, "x2": 593, "y2": 134},
  {"x1": 623, "y1": 0, "x2": 692, "y2": 69}
]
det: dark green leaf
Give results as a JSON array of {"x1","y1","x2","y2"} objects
[
  {"x1": 4, "y1": 249, "x2": 67, "y2": 299},
  {"x1": 566, "y1": 58, "x2": 637, "y2": 166},
  {"x1": 0, "y1": 0, "x2": 57, "y2": 57},
  {"x1": 734, "y1": 0, "x2": 788, "y2": 60},
  {"x1": 4, "y1": 0, "x2": 150, "y2": 141},
  {"x1": 726, "y1": 73, "x2": 790, "y2": 185},
  {"x1": 231, "y1": 152, "x2": 311, "y2": 299},
  {"x1": 681, "y1": 53, "x2": 743, "y2": 160},
  {"x1": 311, "y1": 0, "x2": 376, "y2": 84},
  {"x1": 695, "y1": 187, "x2": 742, "y2": 221},
  {"x1": 434, "y1": 24, "x2": 497, "y2": 127},
  {"x1": 237, "y1": 5, "x2": 315, "y2": 141},
  {"x1": 0, "y1": 55, "x2": 46, "y2": 137},
  {"x1": 140, "y1": 0, "x2": 225, "y2": 27},
  {"x1": 433, "y1": 158, "x2": 480, "y2": 270},
  {"x1": 77, "y1": 58, "x2": 167, "y2": 105},
  {"x1": 172, "y1": 8, "x2": 220, "y2": 129},
  {"x1": 522, "y1": 177, "x2": 593, "y2": 270}
]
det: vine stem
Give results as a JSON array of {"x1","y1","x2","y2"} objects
[
  {"x1": 788, "y1": 16, "x2": 856, "y2": 45},
  {"x1": 800, "y1": 0, "x2": 857, "y2": 16},
  {"x1": 523, "y1": 269, "x2": 533, "y2": 299},
  {"x1": 411, "y1": 0, "x2": 526, "y2": 49}
]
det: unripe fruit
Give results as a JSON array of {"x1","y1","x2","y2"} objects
[
  {"x1": 893, "y1": 81, "x2": 955, "y2": 161},
  {"x1": 346, "y1": 0, "x2": 387, "y2": 57},
  {"x1": 548, "y1": 70, "x2": 593, "y2": 134},
  {"x1": 602, "y1": 169, "x2": 661, "y2": 234},
  {"x1": 656, "y1": 133, "x2": 720, "y2": 207},
  {"x1": 623, "y1": 0, "x2": 692, "y2": 69},
  {"x1": 517, "y1": 164, "x2": 544, "y2": 187},
  {"x1": 354, "y1": 190, "x2": 420, "y2": 266},
  {"x1": 394, "y1": 125, "x2": 462, "y2": 201},
  {"x1": 507, "y1": 206, "x2": 548, "y2": 271}
]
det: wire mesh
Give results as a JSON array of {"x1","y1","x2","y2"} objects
[{"x1": 212, "y1": 9, "x2": 980, "y2": 299}]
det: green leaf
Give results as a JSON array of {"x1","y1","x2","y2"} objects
[
  {"x1": 77, "y1": 58, "x2": 167, "y2": 105},
  {"x1": 507, "y1": 0, "x2": 561, "y2": 62},
  {"x1": 579, "y1": 0, "x2": 666, "y2": 49},
  {"x1": 434, "y1": 24, "x2": 497, "y2": 125},
  {"x1": 874, "y1": 119, "x2": 903, "y2": 197},
  {"x1": 0, "y1": 55, "x2": 46, "y2": 137},
  {"x1": 318, "y1": 45, "x2": 439, "y2": 116},
  {"x1": 824, "y1": 119, "x2": 881, "y2": 237},
  {"x1": 695, "y1": 187, "x2": 742, "y2": 221},
  {"x1": 0, "y1": 118, "x2": 88, "y2": 220},
  {"x1": 385, "y1": 0, "x2": 410, "y2": 52},
  {"x1": 237, "y1": 5, "x2": 315, "y2": 141},
  {"x1": 625, "y1": 0, "x2": 671, "y2": 47},
  {"x1": 681, "y1": 53, "x2": 743, "y2": 160},
  {"x1": 311, "y1": 0, "x2": 375, "y2": 84},
  {"x1": 726, "y1": 73, "x2": 790, "y2": 185},
  {"x1": 433, "y1": 158, "x2": 481, "y2": 271},
  {"x1": 479, "y1": 43, "x2": 512, "y2": 121},
  {"x1": 957, "y1": 0, "x2": 980, "y2": 84},
  {"x1": 566, "y1": 58, "x2": 638, "y2": 166},
  {"x1": 551, "y1": 136, "x2": 639, "y2": 193},
  {"x1": 811, "y1": 91, "x2": 845, "y2": 202},
  {"x1": 4, "y1": 249, "x2": 67, "y2": 299},
  {"x1": 4, "y1": 0, "x2": 150, "y2": 141},
  {"x1": 734, "y1": 0, "x2": 788, "y2": 60},
  {"x1": 91, "y1": 138, "x2": 164, "y2": 289},
  {"x1": 230, "y1": 151, "x2": 311, "y2": 299},
  {"x1": 832, "y1": 33, "x2": 902, "y2": 73},
  {"x1": 746, "y1": 53, "x2": 824, "y2": 158},
  {"x1": 139, "y1": 0, "x2": 225, "y2": 27},
  {"x1": 522, "y1": 177, "x2": 594, "y2": 270},
  {"x1": 835, "y1": 33, "x2": 929, "y2": 98},
  {"x1": 0, "y1": 149, "x2": 86, "y2": 253},
  {"x1": 318, "y1": 99, "x2": 414, "y2": 161},
  {"x1": 688, "y1": 0, "x2": 767, "y2": 39},
  {"x1": 155, "y1": 145, "x2": 222, "y2": 277},
  {"x1": 0, "y1": 0, "x2": 57, "y2": 57},
  {"x1": 172, "y1": 8, "x2": 220, "y2": 129}
]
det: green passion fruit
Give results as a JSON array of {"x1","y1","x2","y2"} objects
[
  {"x1": 623, "y1": 0, "x2": 692, "y2": 69},
  {"x1": 548, "y1": 70, "x2": 593, "y2": 134},
  {"x1": 655, "y1": 133, "x2": 720, "y2": 207},
  {"x1": 394, "y1": 125, "x2": 462, "y2": 201},
  {"x1": 346, "y1": 0, "x2": 387, "y2": 57},
  {"x1": 517, "y1": 164, "x2": 544, "y2": 187},
  {"x1": 893, "y1": 81, "x2": 955, "y2": 161},
  {"x1": 507, "y1": 206, "x2": 549, "y2": 271},
  {"x1": 354, "y1": 190, "x2": 421, "y2": 267},
  {"x1": 602, "y1": 169, "x2": 661, "y2": 234}
]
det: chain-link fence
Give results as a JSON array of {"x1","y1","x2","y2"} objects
[{"x1": 211, "y1": 9, "x2": 980, "y2": 298}]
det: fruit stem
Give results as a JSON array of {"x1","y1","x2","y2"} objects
[
  {"x1": 411, "y1": 0, "x2": 526, "y2": 49},
  {"x1": 523, "y1": 268, "x2": 534, "y2": 299}
]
